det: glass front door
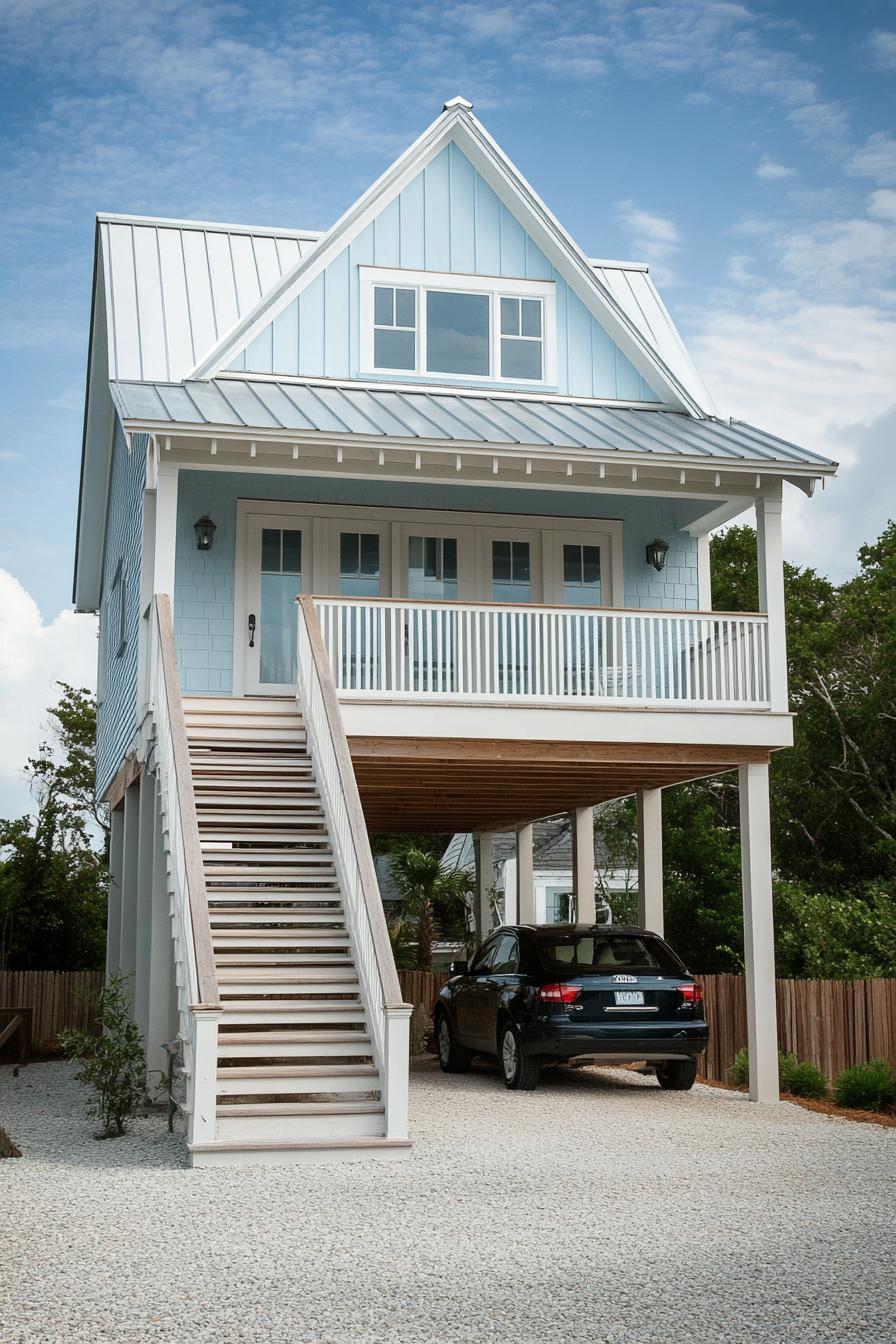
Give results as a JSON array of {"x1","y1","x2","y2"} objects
[{"x1": 244, "y1": 516, "x2": 306, "y2": 693}]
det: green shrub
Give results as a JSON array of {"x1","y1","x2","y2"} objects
[
  {"x1": 833, "y1": 1059, "x2": 896, "y2": 1112},
  {"x1": 728, "y1": 1047, "x2": 828, "y2": 1099},
  {"x1": 59, "y1": 973, "x2": 147, "y2": 1138},
  {"x1": 777, "y1": 1053, "x2": 828, "y2": 1100}
]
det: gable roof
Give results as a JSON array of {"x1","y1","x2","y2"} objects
[
  {"x1": 441, "y1": 818, "x2": 622, "y2": 876},
  {"x1": 97, "y1": 214, "x2": 320, "y2": 383},
  {"x1": 185, "y1": 100, "x2": 713, "y2": 416}
]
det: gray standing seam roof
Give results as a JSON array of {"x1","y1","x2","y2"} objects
[{"x1": 110, "y1": 378, "x2": 836, "y2": 471}]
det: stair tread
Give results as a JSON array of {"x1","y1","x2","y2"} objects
[
  {"x1": 214, "y1": 1101, "x2": 383, "y2": 1117},
  {"x1": 191, "y1": 1139, "x2": 410, "y2": 1155},
  {"x1": 218, "y1": 1031, "x2": 370, "y2": 1044},
  {"x1": 218, "y1": 1064, "x2": 377, "y2": 1078}
]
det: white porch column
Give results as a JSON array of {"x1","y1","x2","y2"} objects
[
  {"x1": 637, "y1": 788, "x2": 664, "y2": 937},
  {"x1": 476, "y1": 832, "x2": 495, "y2": 935},
  {"x1": 118, "y1": 780, "x2": 141, "y2": 987},
  {"x1": 515, "y1": 823, "x2": 536, "y2": 924},
  {"x1": 106, "y1": 804, "x2": 125, "y2": 979},
  {"x1": 756, "y1": 489, "x2": 787, "y2": 713},
  {"x1": 739, "y1": 761, "x2": 780, "y2": 1103},
  {"x1": 153, "y1": 464, "x2": 179, "y2": 598},
  {"x1": 132, "y1": 771, "x2": 156, "y2": 1050},
  {"x1": 145, "y1": 774, "x2": 175, "y2": 1077},
  {"x1": 571, "y1": 807, "x2": 596, "y2": 924}
]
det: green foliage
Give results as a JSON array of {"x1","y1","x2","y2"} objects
[
  {"x1": 778, "y1": 1054, "x2": 828, "y2": 1100},
  {"x1": 386, "y1": 915, "x2": 418, "y2": 971},
  {"x1": 389, "y1": 843, "x2": 474, "y2": 970},
  {"x1": 833, "y1": 1059, "x2": 896, "y2": 1112},
  {"x1": 729, "y1": 1048, "x2": 828, "y2": 1099},
  {"x1": 59, "y1": 974, "x2": 147, "y2": 1137},
  {"x1": 0, "y1": 684, "x2": 108, "y2": 971},
  {"x1": 773, "y1": 882, "x2": 896, "y2": 979}
]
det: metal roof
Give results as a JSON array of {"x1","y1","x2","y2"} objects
[
  {"x1": 110, "y1": 377, "x2": 836, "y2": 471},
  {"x1": 98, "y1": 216, "x2": 319, "y2": 383}
]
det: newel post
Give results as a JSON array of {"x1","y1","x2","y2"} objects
[
  {"x1": 188, "y1": 1009, "x2": 222, "y2": 1145},
  {"x1": 383, "y1": 1004, "x2": 413, "y2": 1140},
  {"x1": 756, "y1": 490, "x2": 788, "y2": 713}
]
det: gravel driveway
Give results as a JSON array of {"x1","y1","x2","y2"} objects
[{"x1": 1, "y1": 1059, "x2": 893, "y2": 1343}]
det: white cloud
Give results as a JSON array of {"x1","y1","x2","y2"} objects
[
  {"x1": 0, "y1": 570, "x2": 97, "y2": 820},
  {"x1": 614, "y1": 200, "x2": 682, "y2": 283},
  {"x1": 869, "y1": 189, "x2": 896, "y2": 221},
  {"x1": 867, "y1": 29, "x2": 896, "y2": 70},
  {"x1": 756, "y1": 155, "x2": 796, "y2": 181},
  {"x1": 849, "y1": 132, "x2": 896, "y2": 186}
]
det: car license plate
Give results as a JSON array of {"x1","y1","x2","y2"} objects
[{"x1": 614, "y1": 990, "x2": 644, "y2": 1006}]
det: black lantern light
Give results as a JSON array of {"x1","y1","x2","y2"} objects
[
  {"x1": 194, "y1": 516, "x2": 217, "y2": 552},
  {"x1": 645, "y1": 537, "x2": 670, "y2": 572}
]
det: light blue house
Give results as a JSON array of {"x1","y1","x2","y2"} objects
[{"x1": 75, "y1": 97, "x2": 836, "y2": 1165}]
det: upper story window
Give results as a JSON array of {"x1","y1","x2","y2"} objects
[{"x1": 360, "y1": 267, "x2": 555, "y2": 385}]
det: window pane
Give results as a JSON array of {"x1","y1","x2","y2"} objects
[
  {"x1": 443, "y1": 537, "x2": 457, "y2": 581},
  {"x1": 492, "y1": 540, "x2": 511, "y2": 582},
  {"x1": 374, "y1": 285, "x2": 394, "y2": 326},
  {"x1": 563, "y1": 544, "x2": 581, "y2": 585},
  {"x1": 260, "y1": 572, "x2": 301, "y2": 684},
  {"x1": 261, "y1": 528, "x2": 281, "y2": 574},
  {"x1": 340, "y1": 532, "x2": 359, "y2": 576},
  {"x1": 281, "y1": 530, "x2": 302, "y2": 575},
  {"x1": 582, "y1": 545, "x2": 601, "y2": 585},
  {"x1": 511, "y1": 542, "x2": 530, "y2": 582},
  {"x1": 501, "y1": 337, "x2": 542, "y2": 381},
  {"x1": 521, "y1": 298, "x2": 542, "y2": 337},
  {"x1": 394, "y1": 288, "x2": 416, "y2": 328},
  {"x1": 360, "y1": 533, "x2": 380, "y2": 577},
  {"x1": 426, "y1": 291, "x2": 489, "y2": 375},
  {"x1": 500, "y1": 296, "x2": 519, "y2": 336},
  {"x1": 424, "y1": 536, "x2": 438, "y2": 578},
  {"x1": 374, "y1": 327, "x2": 415, "y2": 371}
]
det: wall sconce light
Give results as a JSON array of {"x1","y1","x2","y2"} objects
[
  {"x1": 194, "y1": 516, "x2": 217, "y2": 552},
  {"x1": 645, "y1": 537, "x2": 670, "y2": 572}
]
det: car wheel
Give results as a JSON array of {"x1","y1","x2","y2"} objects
[
  {"x1": 655, "y1": 1058, "x2": 698, "y2": 1090},
  {"x1": 435, "y1": 1011, "x2": 471, "y2": 1073},
  {"x1": 499, "y1": 1022, "x2": 540, "y2": 1091}
]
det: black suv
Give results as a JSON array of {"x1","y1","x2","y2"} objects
[{"x1": 435, "y1": 924, "x2": 708, "y2": 1091}]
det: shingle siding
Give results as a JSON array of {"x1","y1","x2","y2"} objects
[{"x1": 96, "y1": 424, "x2": 145, "y2": 798}]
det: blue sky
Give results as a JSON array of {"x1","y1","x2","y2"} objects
[{"x1": 0, "y1": 0, "x2": 894, "y2": 815}]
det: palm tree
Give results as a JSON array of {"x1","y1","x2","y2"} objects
[{"x1": 389, "y1": 844, "x2": 474, "y2": 970}]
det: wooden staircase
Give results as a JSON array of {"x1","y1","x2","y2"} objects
[{"x1": 183, "y1": 696, "x2": 410, "y2": 1165}]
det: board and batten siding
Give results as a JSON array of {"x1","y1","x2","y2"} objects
[
  {"x1": 173, "y1": 469, "x2": 699, "y2": 696},
  {"x1": 227, "y1": 143, "x2": 659, "y2": 404},
  {"x1": 96, "y1": 425, "x2": 146, "y2": 798}
]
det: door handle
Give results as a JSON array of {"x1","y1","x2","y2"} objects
[{"x1": 248, "y1": 613, "x2": 256, "y2": 648}]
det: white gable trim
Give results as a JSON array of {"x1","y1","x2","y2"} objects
[{"x1": 186, "y1": 105, "x2": 708, "y2": 416}]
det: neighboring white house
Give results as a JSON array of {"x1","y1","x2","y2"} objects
[
  {"x1": 74, "y1": 96, "x2": 837, "y2": 1166},
  {"x1": 441, "y1": 816, "x2": 631, "y2": 926}
]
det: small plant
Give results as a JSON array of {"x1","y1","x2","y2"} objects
[
  {"x1": 834, "y1": 1059, "x2": 896, "y2": 1113},
  {"x1": 728, "y1": 1047, "x2": 828, "y2": 1099},
  {"x1": 59, "y1": 973, "x2": 147, "y2": 1138},
  {"x1": 778, "y1": 1053, "x2": 828, "y2": 1100},
  {"x1": 408, "y1": 1003, "x2": 431, "y2": 1056}
]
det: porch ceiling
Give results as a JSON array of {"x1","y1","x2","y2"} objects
[{"x1": 347, "y1": 736, "x2": 771, "y2": 833}]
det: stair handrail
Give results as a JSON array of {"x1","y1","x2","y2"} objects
[
  {"x1": 296, "y1": 596, "x2": 404, "y2": 1014},
  {"x1": 152, "y1": 595, "x2": 220, "y2": 1010}
]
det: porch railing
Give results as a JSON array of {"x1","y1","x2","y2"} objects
[{"x1": 314, "y1": 598, "x2": 771, "y2": 710}]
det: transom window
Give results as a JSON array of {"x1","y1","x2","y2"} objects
[{"x1": 361, "y1": 267, "x2": 555, "y2": 385}]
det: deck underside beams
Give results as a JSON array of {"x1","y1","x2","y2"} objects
[{"x1": 347, "y1": 736, "x2": 770, "y2": 832}]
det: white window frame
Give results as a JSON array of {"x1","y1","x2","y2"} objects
[{"x1": 359, "y1": 266, "x2": 557, "y2": 386}]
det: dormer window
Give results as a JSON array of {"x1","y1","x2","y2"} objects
[{"x1": 360, "y1": 267, "x2": 555, "y2": 385}]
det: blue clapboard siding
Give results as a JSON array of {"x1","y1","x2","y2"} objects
[
  {"x1": 228, "y1": 143, "x2": 659, "y2": 403},
  {"x1": 96, "y1": 425, "x2": 146, "y2": 798},
  {"x1": 173, "y1": 470, "x2": 698, "y2": 696}
]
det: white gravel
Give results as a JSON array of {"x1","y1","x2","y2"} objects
[{"x1": 1, "y1": 1059, "x2": 893, "y2": 1343}]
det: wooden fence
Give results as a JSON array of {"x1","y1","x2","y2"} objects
[
  {"x1": 0, "y1": 970, "x2": 102, "y2": 1055},
  {"x1": 3, "y1": 969, "x2": 894, "y2": 1085}
]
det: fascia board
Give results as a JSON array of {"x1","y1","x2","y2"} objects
[
  {"x1": 73, "y1": 228, "x2": 114, "y2": 609},
  {"x1": 186, "y1": 107, "x2": 465, "y2": 381},
  {"x1": 117, "y1": 415, "x2": 834, "y2": 480},
  {"x1": 186, "y1": 107, "x2": 707, "y2": 415}
]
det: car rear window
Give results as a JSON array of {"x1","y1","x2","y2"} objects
[{"x1": 539, "y1": 934, "x2": 685, "y2": 975}]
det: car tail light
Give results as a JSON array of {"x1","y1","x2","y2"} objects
[
  {"x1": 679, "y1": 982, "x2": 703, "y2": 1004},
  {"x1": 538, "y1": 983, "x2": 582, "y2": 1005}
]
